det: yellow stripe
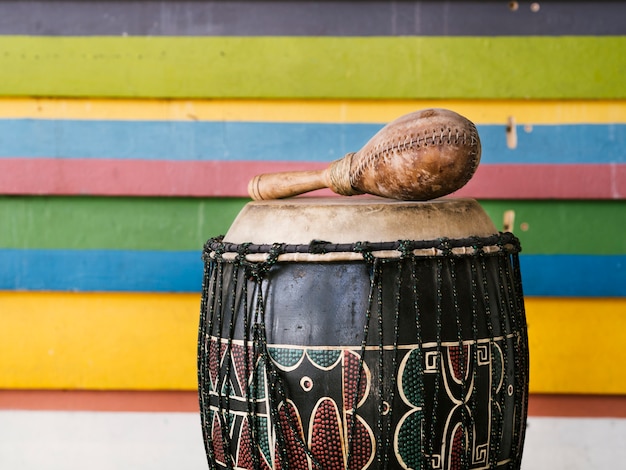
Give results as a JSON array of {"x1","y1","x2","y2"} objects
[
  {"x1": 0, "y1": 292, "x2": 200, "y2": 390},
  {"x1": 1, "y1": 293, "x2": 625, "y2": 393},
  {"x1": 2, "y1": 98, "x2": 626, "y2": 124},
  {"x1": 525, "y1": 297, "x2": 626, "y2": 395}
]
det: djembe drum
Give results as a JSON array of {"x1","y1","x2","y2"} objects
[{"x1": 198, "y1": 198, "x2": 528, "y2": 470}]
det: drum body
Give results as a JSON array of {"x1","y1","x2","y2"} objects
[{"x1": 198, "y1": 198, "x2": 528, "y2": 470}]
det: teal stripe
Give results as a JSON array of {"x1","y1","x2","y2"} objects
[
  {"x1": 1, "y1": 249, "x2": 623, "y2": 297},
  {"x1": 1, "y1": 120, "x2": 624, "y2": 164}
]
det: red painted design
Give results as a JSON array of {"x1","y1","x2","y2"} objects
[
  {"x1": 231, "y1": 343, "x2": 253, "y2": 397},
  {"x1": 448, "y1": 344, "x2": 470, "y2": 382},
  {"x1": 276, "y1": 401, "x2": 308, "y2": 470},
  {"x1": 208, "y1": 340, "x2": 223, "y2": 391},
  {"x1": 346, "y1": 415, "x2": 374, "y2": 470},
  {"x1": 236, "y1": 417, "x2": 254, "y2": 470},
  {"x1": 211, "y1": 412, "x2": 227, "y2": 465},
  {"x1": 449, "y1": 424, "x2": 465, "y2": 470},
  {"x1": 310, "y1": 399, "x2": 345, "y2": 469},
  {"x1": 343, "y1": 350, "x2": 368, "y2": 411}
]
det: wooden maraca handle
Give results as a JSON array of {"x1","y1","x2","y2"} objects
[
  {"x1": 248, "y1": 153, "x2": 358, "y2": 200},
  {"x1": 248, "y1": 168, "x2": 329, "y2": 200}
]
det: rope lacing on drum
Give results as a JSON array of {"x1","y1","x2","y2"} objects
[
  {"x1": 248, "y1": 243, "x2": 285, "y2": 281},
  {"x1": 354, "y1": 241, "x2": 376, "y2": 264},
  {"x1": 397, "y1": 239, "x2": 414, "y2": 259},
  {"x1": 204, "y1": 233, "x2": 521, "y2": 258},
  {"x1": 308, "y1": 239, "x2": 331, "y2": 255},
  {"x1": 437, "y1": 237, "x2": 453, "y2": 257}
]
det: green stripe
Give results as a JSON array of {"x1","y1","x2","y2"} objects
[
  {"x1": 0, "y1": 197, "x2": 247, "y2": 251},
  {"x1": 480, "y1": 200, "x2": 626, "y2": 255},
  {"x1": 0, "y1": 36, "x2": 624, "y2": 99},
  {"x1": 1, "y1": 197, "x2": 624, "y2": 254}
]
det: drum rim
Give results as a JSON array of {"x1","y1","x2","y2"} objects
[{"x1": 204, "y1": 232, "x2": 520, "y2": 263}]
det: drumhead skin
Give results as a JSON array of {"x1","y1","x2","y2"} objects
[
  {"x1": 224, "y1": 197, "x2": 498, "y2": 245},
  {"x1": 199, "y1": 198, "x2": 528, "y2": 470}
]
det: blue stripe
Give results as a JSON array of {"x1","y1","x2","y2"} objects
[
  {"x1": 0, "y1": 119, "x2": 624, "y2": 164},
  {"x1": 519, "y1": 255, "x2": 626, "y2": 297},
  {"x1": 1, "y1": 249, "x2": 624, "y2": 296},
  {"x1": 0, "y1": 249, "x2": 202, "y2": 293}
]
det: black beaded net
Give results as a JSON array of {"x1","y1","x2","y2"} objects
[{"x1": 198, "y1": 233, "x2": 528, "y2": 470}]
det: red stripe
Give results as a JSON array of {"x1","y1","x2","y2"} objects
[
  {"x1": 455, "y1": 163, "x2": 626, "y2": 199},
  {"x1": 528, "y1": 394, "x2": 626, "y2": 418},
  {"x1": 2, "y1": 390, "x2": 625, "y2": 417},
  {"x1": 1, "y1": 159, "x2": 625, "y2": 199},
  {"x1": 0, "y1": 390, "x2": 199, "y2": 413}
]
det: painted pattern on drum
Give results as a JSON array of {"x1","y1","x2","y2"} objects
[
  {"x1": 204, "y1": 337, "x2": 520, "y2": 470},
  {"x1": 204, "y1": 343, "x2": 375, "y2": 469}
]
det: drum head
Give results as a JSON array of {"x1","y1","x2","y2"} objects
[{"x1": 224, "y1": 197, "x2": 497, "y2": 245}]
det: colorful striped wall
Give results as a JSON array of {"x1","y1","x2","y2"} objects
[{"x1": 1, "y1": 1, "x2": 625, "y2": 413}]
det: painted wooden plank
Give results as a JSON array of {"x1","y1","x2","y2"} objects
[
  {"x1": 1, "y1": 293, "x2": 625, "y2": 393},
  {"x1": 1, "y1": 119, "x2": 624, "y2": 164},
  {"x1": 1, "y1": 159, "x2": 625, "y2": 199},
  {"x1": 528, "y1": 395, "x2": 626, "y2": 419},
  {"x1": 3, "y1": 391, "x2": 626, "y2": 418},
  {"x1": 521, "y1": 417, "x2": 626, "y2": 470},
  {"x1": 0, "y1": 249, "x2": 203, "y2": 292},
  {"x1": 0, "y1": 196, "x2": 245, "y2": 251},
  {"x1": 0, "y1": 391, "x2": 200, "y2": 413},
  {"x1": 0, "y1": 248, "x2": 624, "y2": 296},
  {"x1": 457, "y1": 164, "x2": 626, "y2": 200},
  {"x1": 1, "y1": 198, "x2": 624, "y2": 254},
  {"x1": 1, "y1": 36, "x2": 624, "y2": 99},
  {"x1": 479, "y1": 200, "x2": 626, "y2": 255},
  {"x1": 1, "y1": 1, "x2": 624, "y2": 36},
  {"x1": 520, "y1": 255, "x2": 626, "y2": 297},
  {"x1": 3, "y1": 98, "x2": 626, "y2": 124},
  {"x1": 526, "y1": 298, "x2": 626, "y2": 395},
  {"x1": 0, "y1": 410, "x2": 208, "y2": 470},
  {"x1": 0, "y1": 292, "x2": 200, "y2": 390}
]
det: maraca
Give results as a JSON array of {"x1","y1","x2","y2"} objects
[{"x1": 248, "y1": 108, "x2": 481, "y2": 201}]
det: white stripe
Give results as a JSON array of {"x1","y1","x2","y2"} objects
[
  {"x1": 0, "y1": 411, "x2": 207, "y2": 470},
  {"x1": 1, "y1": 411, "x2": 625, "y2": 469},
  {"x1": 521, "y1": 417, "x2": 626, "y2": 469}
]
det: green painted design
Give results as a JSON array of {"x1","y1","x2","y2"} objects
[
  {"x1": 306, "y1": 349, "x2": 342, "y2": 368},
  {"x1": 268, "y1": 347, "x2": 304, "y2": 368},
  {"x1": 396, "y1": 410, "x2": 424, "y2": 470},
  {"x1": 401, "y1": 349, "x2": 424, "y2": 407},
  {"x1": 254, "y1": 415, "x2": 271, "y2": 466},
  {"x1": 0, "y1": 36, "x2": 623, "y2": 98}
]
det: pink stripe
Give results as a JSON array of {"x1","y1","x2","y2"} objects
[
  {"x1": 1, "y1": 159, "x2": 624, "y2": 199},
  {"x1": 454, "y1": 163, "x2": 626, "y2": 199}
]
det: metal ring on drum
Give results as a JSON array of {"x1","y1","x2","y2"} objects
[{"x1": 198, "y1": 198, "x2": 529, "y2": 470}]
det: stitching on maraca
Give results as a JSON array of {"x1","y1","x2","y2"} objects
[{"x1": 350, "y1": 126, "x2": 478, "y2": 187}]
